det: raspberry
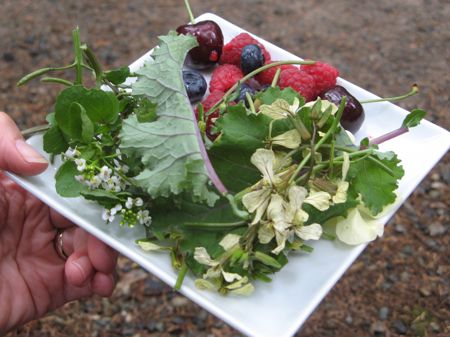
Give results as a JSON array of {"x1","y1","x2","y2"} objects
[
  {"x1": 198, "y1": 90, "x2": 225, "y2": 114},
  {"x1": 220, "y1": 33, "x2": 271, "y2": 66},
  {"x1": 301, "y1": 61, "x2": 339, "y2": 96},
  {"x1": 209, "y1": 64, "x2": 243, "y2": 93},
  {"x1": 255, "y1": 61, "x2": 298, "y2": 85},
  {"x1": 196, "y1": 91, "x2": 225, "y2": 140},
  {"x1": 278, "y1": 68, "x2": 316, "y2": 102}
]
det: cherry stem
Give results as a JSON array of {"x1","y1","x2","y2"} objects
[
  {"x1": 359, "y1": 84, "x2": 418, "y2": 104},
  {"x1": 205, "y1": 60, "x2": 315, "y2": 117},
  {"x1": 369, "y1": 127, "x2": 409, "y2": 145},
  {"x1": 183, "y1": 0, "x2": 196, "y2": 24}
]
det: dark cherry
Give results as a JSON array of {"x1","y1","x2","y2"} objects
[
  {"x1": 320, "y1": 85, "x2": 365, "y2": 133},
  {"x1": 176, "y1": 20, "x2": 224, "y2": 70}
]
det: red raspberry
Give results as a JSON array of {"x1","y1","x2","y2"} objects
[
  {"x1": 256, "y1": 61, "x2": 298, "y2": 85},
  {"x1": 209, "y1": 64, "x2": 243, "y2": 93},
  {"x1": 220, "y1": 33, "x2": 271, "y2": 66},
  {"x1": 197, "y1": 90, "x2": 225, "y2": 115},
  {"x1": 196, "y1": 91, "x2": 225, "y2": 140},
  {"x1": 301, "y1": 61, "x2": 339, "y2": 96},
  {"x1": 278, "y1": 68, "x2": 316, "y2": 102}
]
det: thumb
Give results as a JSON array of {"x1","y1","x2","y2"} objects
[{"x1": 0, "y1": 111, "x2": 48, "y2": 175}]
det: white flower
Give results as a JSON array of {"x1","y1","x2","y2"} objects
[
  {"x1": 87, "y1": 175, "x2": 102, "y2": 189},
  {"x1": 111, "y1": 204, "x2": 122, "y2": 215},
  {"x1": 75, "y1": 175, "x2": 85, "y2": 183},
  {"x1": 333, "y1": 181, "x2": 349, "y2": 203},
  {"x1": 125, "y1": 197, "x2": 134, "y2": 209},
  {"x1": 335, "y1": 207, "x2": 384, "y2": 245},
  {"x1": 271, "y1": 129, "x2": 302, "y2": 149},
  {"x1": 295, "y1": 223, "x2": 322, "y2": 241},
  {"x1": 219, "y1": 234, "x2": 241, "y2": 251},
  {"x1": 134, "y1": 197, "x2": 144, "y2": 207},
  {"x1": 64, "y1": 147, "x2": 80, "y2": 159},
  {"x1": 261, "y1": 186, "x2": 323, "y2": 254},
  {"x1": 194, "y1": 247, "x2": 219, "y2": 267},
  {"x1": 303, "y1": 99, "x2": 338, "y2": 115},
  {"x1": 75, "y1": 158, "x2": 86, "y2": 172},
  {"x1": 259, "y1": 98, "x2": 299, "y2": 119},
  {"x1": 333, "y1": 152, "x2": 350, "y2": 204},
  {"x1": 98, "y1": 166, "x2": 112, "y2": 181},
  {"x1": 137, "y1": 210, "x2": 152, "y2": 225},
  {"x1": 304, "y1": 190, "x2": 332, "y2": 211},
  {"x1": 242, "y1": 148, "x2": 283, "y2": 225},
  {"x1": 102, "y1": 208, "x2": 115, "y2": 223}
]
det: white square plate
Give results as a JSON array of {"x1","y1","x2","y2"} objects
[{"x1": 6, "y1": 13, "x2": 450, "y2": 337}]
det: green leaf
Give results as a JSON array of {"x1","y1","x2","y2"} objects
[
  {"x1": 81, "y1": 189, "x2": 121, "y2": 208},
  {"x1": 135, "y1": 96, "x2": 157, "y2": 123},
  {"x1": 105, "y1": 66, "x2": 130, "y2": 85},
  {"x1": 402, "y1": 109, "x2": 426, "y2": 128},
  {"x1": 55, "y1": 160, "x2": 87, "y2": 197},
  {"x1": 208, "y1": 105, "x2": 291, "y2": 192},
  {"x1": 43, "y1": 126, "x2": 68, "y2": 154},
  {"x1": 55, "y1": 85, "x2": 119, "y2": 135},
  {"x1": 255, "y1": 86, "x2": 302, "y2": 105},
  {"x1": 121, "y1": 33, "x2": 218, "y2": 206},
  {"x1": 348, "y1": 151, "x2": 404, "y2": 215},
  {"x1": 80, "y1": 104, "x2": 94, "y2": 142},
  {"x1": 208, "y1": 105, "x2": 270, "y2": 192}
]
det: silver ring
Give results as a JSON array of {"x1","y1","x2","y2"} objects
[{"x1": 54, "y1": 229, "x2": 69, "y2": 261}]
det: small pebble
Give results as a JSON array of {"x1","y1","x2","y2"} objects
[
  {"x1": 345, "y1": 315, "x2": 353, "y2": 324},
  {"x1": 393, "y1": 320, "x2": 408, "y2": 334},
  {"x1": 378, "y1": 307, "x2": 389, "y2": 320},
  {"x1": 3, "y1": 52, "x2": 14, "y2": 62},
  {"x1": 429, "y1": 321, "x2": 440, "y2": 332},
  {"x1": 428, "y1": 222, "x2": 446, "y2": 236},
  {"x1": 394, "y1": 223, "x2": 406, "y2": 233},
  {"x1": 419, "y1": 286, "x2": 432, "y2": 297}
]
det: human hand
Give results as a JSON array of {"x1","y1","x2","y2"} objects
[{"x1": 0, "y1": 111, "x2": 118, "y2": 333}]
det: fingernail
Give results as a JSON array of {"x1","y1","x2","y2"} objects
[
  {"x1": 73, "y1": 255, "x2": 91, "y2": 281},
  {"x1": 15, "y1": 139, "x2": 48, "y2": 164}
]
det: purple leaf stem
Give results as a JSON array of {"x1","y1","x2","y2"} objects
[{"x1": 369, "y1": 127, "x2": 408, "y2": 145}]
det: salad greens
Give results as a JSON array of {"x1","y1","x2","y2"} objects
[{"x1": 18, "y1": 28, "x2": 425, "y2": 295}]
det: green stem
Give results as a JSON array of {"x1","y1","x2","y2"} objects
[
  {"x1": 205, "y1": 60, "x2": 315, "y2": 117},
  {"x1": 359, "y1": 84, "x2": 418, "y2": 104},
  {"x1": 182, "y1": 221, "x2": 247, "y2": 230},
  {"x1": 40, "y1": 77, "x2": 73, "y2": 86},
  {"x1": 72, "y1": 27, "x2": 83, "y2": 85},
  {"x1": 288, "y1": 96, "x2": 346, "y2": 184},
  {"x1": 271, "y1": 68, "x2": 282, "y2": 87},
  {"x1": 183, "y1": 0, "x2": 196, "y2": 24},
  {"x1": 17, "y1": 63, "x2": 76, "y2": 86},
  {"x1": 174, "y1": 261, "x2": 188, "y2": 290},
  {"x1": 82, "y1": 45, "x2": 103, "y2": 85},
  {"x1": 21, "y1": 124, "x2": 51, "y2": 137}
]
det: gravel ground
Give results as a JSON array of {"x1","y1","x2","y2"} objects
[{"x1": 1, "y1": 0, "x2": 449, "y2": 336}]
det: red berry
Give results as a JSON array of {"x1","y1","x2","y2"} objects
[
  {"x1": 220, "y1": 33, "x2": 271, "y2": 66},
  {"x1": 209, "y1": 64, "x2": 243, "y2": 93},
  {"x1": 197, "y1": 90, "x2": 225, "y2": 115},
  {"x1": 278, "y1": 68, "x2": 316, "y2": 102},
  {"x1": 196, "y1": 91, "x2": 225, "y2": 140},
  {"x1": 301, "y1": 61, "x2": 339, "y2": 97},
  {"x1": 256, "y1": 61, "x2": 298, "y2": 85}
]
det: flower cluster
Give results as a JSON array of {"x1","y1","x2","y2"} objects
[
  {"x1": 102, "y1": 197, "x2": 152, "y2": 227},
  {"x1": 64, "y1": 147, "x2": 152, "y2": 228},
  {"x1": 242, "y1": 148, "x2": 329, "y2": 254},
  {"x1": 64, "y1": 147, "x2": 129, "y2": 192}
]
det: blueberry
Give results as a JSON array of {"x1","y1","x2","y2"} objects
[
  {"x1": 183, "y1": 70, "x2": 207, "y2": 103},
  {"x1": 240, "y1": 44, "x2": 265, "y2": 75},
  {"x1": 235, "y1": 83, "x2": 256, "y2": 107}
]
